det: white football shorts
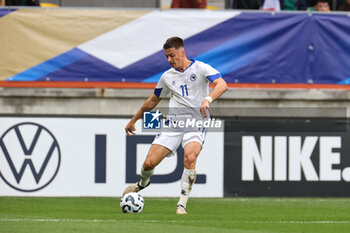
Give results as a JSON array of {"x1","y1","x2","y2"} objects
[{"x1": 152, "y1": 131, "x2": 206, "y2": 156}]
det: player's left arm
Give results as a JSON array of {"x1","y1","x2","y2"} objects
[{"x1": 200, "y1": 77, "x2": 228, "y2": 118}]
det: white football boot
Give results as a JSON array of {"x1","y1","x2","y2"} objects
[
  {"x1": 122, "y1": 181, "x2": 150, "y2": 196},
  {"x1": 176, "y1": 204, "x2": 187, "y2": 215}
]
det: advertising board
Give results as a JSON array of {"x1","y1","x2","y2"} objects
[
  {"x1": 224, "y1": 117, "x2": 350, "y2": 196},
  {"x1": 0, "y1": 117, "x2": 223, "y2": 197}
]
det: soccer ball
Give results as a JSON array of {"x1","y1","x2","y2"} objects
[{"x1": 120, "y1": 192, "x2": 144, "y2": 213}]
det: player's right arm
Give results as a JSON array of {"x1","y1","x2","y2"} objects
[{"x1": 125, "y1": 94, "x2": 161, "y2": 136}]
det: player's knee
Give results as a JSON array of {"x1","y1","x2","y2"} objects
[{"x1": 184, "y1": 152, "x2": 197, "y2": 166}]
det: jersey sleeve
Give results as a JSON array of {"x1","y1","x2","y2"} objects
[
  {"x1": 154, "y1": 75, "x2": 170, "y2": 98},
  {"x1": 202, "y1": 63, "x2": 222, "y2": 83}
]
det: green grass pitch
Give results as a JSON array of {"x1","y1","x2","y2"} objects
[{"x1": 0, "y1": 197, "x2": 350, "y2": 233}]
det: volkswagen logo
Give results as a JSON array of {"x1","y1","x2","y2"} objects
[{"x1": 0, "y1": 122, "x2": 61, "y2": 192}]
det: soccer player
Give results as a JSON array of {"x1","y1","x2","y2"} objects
[{"x1": 123, "y1": 37, "x2": 228, "y2": 214}]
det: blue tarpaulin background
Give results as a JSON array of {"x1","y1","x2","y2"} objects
[{"x1": 2, "y1": 10, "x2": 350, "y2": 84}]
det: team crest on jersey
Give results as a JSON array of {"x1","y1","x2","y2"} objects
[{"x1": 190, "y1": 74, "x2": 197, "y2": 81}]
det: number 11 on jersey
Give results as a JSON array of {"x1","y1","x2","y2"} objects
[{"x1": 180, "y1": 84, "x2": 189, "y2": 96}]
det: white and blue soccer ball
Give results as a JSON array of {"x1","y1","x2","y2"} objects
[{"x1": 120, "y1": 192, "x2": 144, "y2": 213}]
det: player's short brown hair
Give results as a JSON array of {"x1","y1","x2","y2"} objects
[{"x1": 163, "y1": 37, "x2": 184, "y2": 50}]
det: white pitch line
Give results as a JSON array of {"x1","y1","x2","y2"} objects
[{"x1": 0, "y1": 218, "x2": 349, "y2": 224}]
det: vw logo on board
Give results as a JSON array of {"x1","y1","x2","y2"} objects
[{"x1": 0, "y1": 122, "x2": 61, "y2": 192}]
